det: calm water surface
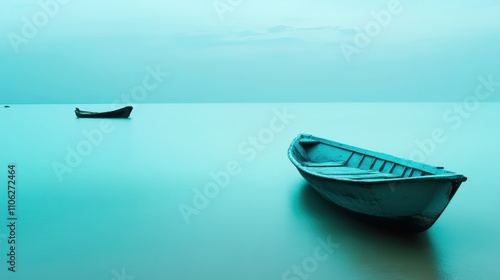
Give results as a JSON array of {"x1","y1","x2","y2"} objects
[{"x1": 0, "y1": 103, "x2": 499, "y2": 280}]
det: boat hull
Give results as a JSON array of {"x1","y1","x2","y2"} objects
[
  {"x1": 298, "y1": 169, "x2": 464, "y2": 232},
  {"x1": 75, "y1": 106, "x2": 133, "y2": 118}
]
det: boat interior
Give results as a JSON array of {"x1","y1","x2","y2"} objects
[{"x1": 290, "y1": 136, "x2": 454, "y2": 181}]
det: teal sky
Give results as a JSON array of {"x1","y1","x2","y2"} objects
[{"x1": 1, "y1": 0, "x2": 500, "y2": 103}]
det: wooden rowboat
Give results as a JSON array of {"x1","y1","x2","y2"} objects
[
  {"x1": 75, "y1": 106, "x2": 133, "y2": 118},
  {"x1": 288, "y1": 134, "x2": 467, "y2": 232}
]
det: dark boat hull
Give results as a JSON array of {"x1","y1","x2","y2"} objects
[
  {"x1": 288, "y1": 134, "x2": 467, "y2": 232},
  {"x1": 75, "y1": 106, "x2": 133, "y2": 118}
]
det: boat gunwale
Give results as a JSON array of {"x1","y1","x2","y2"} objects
[{"x1": 288, "y1": 133, "x2": 467, "y2": 184}]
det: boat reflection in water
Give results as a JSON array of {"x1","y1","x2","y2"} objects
[{"x1": 298, "y1": 184, "x2": 442, "y2": 280}]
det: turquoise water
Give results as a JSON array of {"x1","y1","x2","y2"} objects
[
  {"x1": 2, "y1": 1, "x2": 500, "y2": 278},
  {"x1": 0, "y1": 103, "x2": 499, "y2": 279}
]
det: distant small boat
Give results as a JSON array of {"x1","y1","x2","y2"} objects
[
  {"x1": 288, "y1": 134, "x2": 467, "y2": 232},
  {"x1": 4, "y1": 105, "x2": 10, "y2": 108},
  {"x1": 75, "y1": 106, "x2": 133, "y2": 118}
]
